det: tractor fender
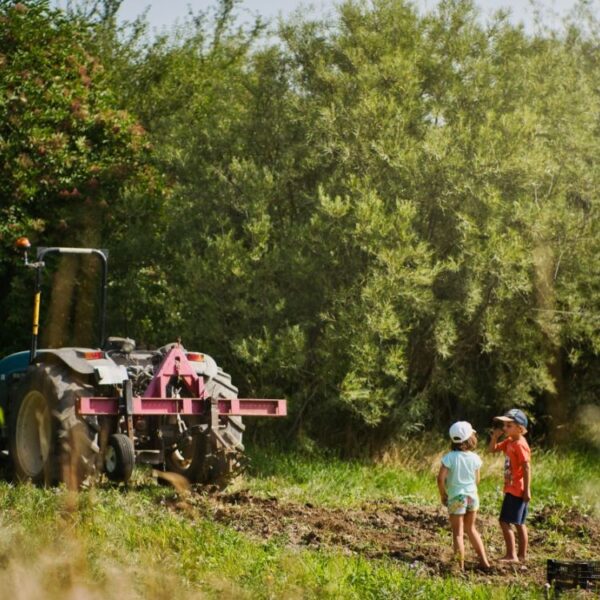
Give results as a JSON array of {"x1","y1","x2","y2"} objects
[
  {"x1": 36, "y1": 349, "x2": 128, "y2": 384},
  {"x1": 0, "y1": 351, "x2": 30, "y2": 380}
]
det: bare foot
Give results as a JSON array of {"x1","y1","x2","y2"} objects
[{"x1": 498, "y1": 556, "x2": 519, "y2": 563}]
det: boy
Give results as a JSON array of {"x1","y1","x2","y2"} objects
[{"x1": 488, "y1": 408, "x2": 531, "y2": 563}]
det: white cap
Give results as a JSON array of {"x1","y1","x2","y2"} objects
[{"x1": 449, "y1": 421, "x2": 476, "y2": 443}]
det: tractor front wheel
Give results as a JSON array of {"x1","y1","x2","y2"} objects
[{"x1": 105, "y1": 433, "x2": 135, "y2": 483}]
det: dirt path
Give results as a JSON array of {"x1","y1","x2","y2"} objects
[{"x1": 167, "y1": 489, "x2": 600, "y2": 587}]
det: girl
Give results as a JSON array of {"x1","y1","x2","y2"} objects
[{"x1": 437, "y1": 421, "x2": 491, "y2": 571}]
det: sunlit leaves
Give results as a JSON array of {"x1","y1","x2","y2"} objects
[
  {"x1": 4, "y1": 0, "x2": 599, "y2": 445},
  {"x1": 0, "y1": 0, "x2": 160, "y2": 351}
]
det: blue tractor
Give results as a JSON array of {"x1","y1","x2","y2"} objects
[{"x1": 0, "y1": 239, "x2": 286, "y2": 487}]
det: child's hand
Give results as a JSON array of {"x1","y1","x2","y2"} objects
[{"x1": 490, "y1": 426, "x2": 503, "y2": 440}]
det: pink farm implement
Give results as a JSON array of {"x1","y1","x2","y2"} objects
[
  {"x1": 78, "y1": 346, "x2": 286, "y2": 419},
  {"x1": 0, "y1": 242, "x2": 286, "y2": 486}
]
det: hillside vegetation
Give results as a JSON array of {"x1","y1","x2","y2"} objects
[
  {"x1": 1, "y1": 0, "x2": 600, "y2": 447},
  {"x1": 1, "y1": 2, "x2": 599, "y2": 597}
]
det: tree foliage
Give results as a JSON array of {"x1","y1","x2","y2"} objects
[
  {"x1": 2, "y1": 0, "x2": 600, "y2": 449},
  {"x1": 0, "y1": 0, "x2": 160, "y2": 349}
]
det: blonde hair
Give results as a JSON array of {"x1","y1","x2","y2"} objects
[{"x1": 451, "y1": 433, "x2": 477, "y2": 451}]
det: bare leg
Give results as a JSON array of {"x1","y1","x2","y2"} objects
[
  {"x1": 499, "y1": 520, "x2": 518, "y2": 562},
  {"x1": 464, "y1": 511, "x2": 490, "y2": 568},
  {"x1": 515, "y1": 524, "x2": 528, "y2": 561},
  {"x1": 449, "y1": 514, "x2": 465, "y2": 570}
]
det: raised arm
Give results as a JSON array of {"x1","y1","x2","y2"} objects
[{"x1": 488, "y1": 428, "x2": 503, "y2": 453}]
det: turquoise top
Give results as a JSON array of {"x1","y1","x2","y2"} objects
[{"x1": 441, "y1": 450, "x2": 482, "y2": 498}]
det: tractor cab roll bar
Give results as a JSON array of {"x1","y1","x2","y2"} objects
[{"x1": 15, "y1": 239, "x2": 108, "y2": 363}]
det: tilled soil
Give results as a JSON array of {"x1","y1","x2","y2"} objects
[{"x1": 165, "y1": 488, "x2": 600, "y2": 587}]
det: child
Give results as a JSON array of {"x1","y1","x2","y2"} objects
[
  {"x1": 488, "y1": 408, "x2": 531, "y2": 563},
  {"x1": 437, "y1": 421, "x2": 491, "y2": 571}
]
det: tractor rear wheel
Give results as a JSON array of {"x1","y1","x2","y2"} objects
[
  {"x1": 10, "y1": 384, "x2": 53, "y2": 484},
  {"x1": 9, "y1": 364, "x2": 97, "y2": 487}
]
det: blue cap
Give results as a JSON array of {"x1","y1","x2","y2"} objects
[{"x1": 494, "y1": 408, "x2": 528, "y2": 428}]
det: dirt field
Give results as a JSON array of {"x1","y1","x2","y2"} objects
[{"x1": 166, "y1": 488, "x2": 600, "y2": 588}]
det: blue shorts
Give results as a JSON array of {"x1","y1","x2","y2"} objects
[{"x1": 500, "y1": 492, "x2": 528, "y2": 525}]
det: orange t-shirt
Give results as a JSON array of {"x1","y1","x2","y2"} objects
[{"x1": 496, "y1": 436, "x2": 530, "y2": 498}]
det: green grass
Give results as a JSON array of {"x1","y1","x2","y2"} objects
[
  {"x1": 242, "y1": 446, "x2": 437, "y2": 507},
  {"x1": 244, "y1": 442, "x2": 600, "y2": 516},
  {"x1": 0, "y1": 442, "x2": 596, "y2": 599},
  {"x1": 0, "y1": 482, "x2": 544, "y2": 600}
]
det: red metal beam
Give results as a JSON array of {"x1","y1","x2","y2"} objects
[
  {"x1": 218, "y1": 398, "x2": 287, "y2": 417},
  {"x1": 77, "y1": 396, "x2": 287, "y2": 417},
  {"x1": 78, "y1": 396, "x2": 119, "y2": 415}
]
